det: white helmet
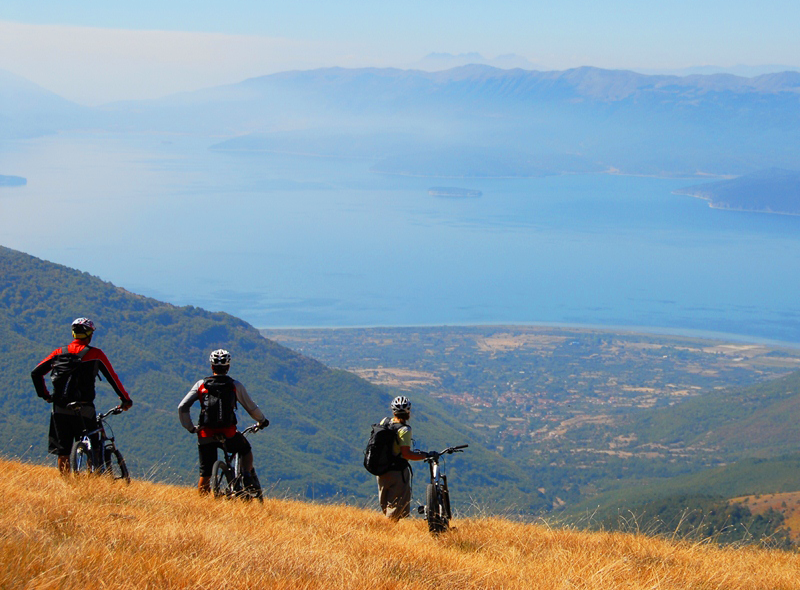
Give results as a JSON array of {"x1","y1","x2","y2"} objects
[
  {"x1": 390, "y1": 396, "x2": 411, "y2": 414},
  {"x1": 71, "y1": 317, "x2": 95, "y2": 337},
  {"x1": 209, "y1": 349, "x2": 231, "y2": 366}
]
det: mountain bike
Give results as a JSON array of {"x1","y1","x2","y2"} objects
[
  {"x1": 419, "y1": 444, "x2": 468, "y2": 533},
  {"x1": 210, "y1": 423, "x2": 266, "y2": 501},
  {"x1": 68, "y1": 403, "x2": 130, "y2": 484}
]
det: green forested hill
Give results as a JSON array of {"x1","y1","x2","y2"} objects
[
  {"x1": 560, "y1": 372, "x2": 800, "y2": 520},
  {"x1": 0, "y1": 246, "x2": 539, "y2": 510},
  {"x1": 627, "y1": 369, "x2": 800, "y2": 457}
]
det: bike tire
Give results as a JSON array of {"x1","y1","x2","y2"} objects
[
  {"x1": 426, "y1": 483, "x2": 447, "y2": 533},
  {"x1": 70, "y1": 441, "x2": 93, "y2": 475},
  {"x1": 211, "y1": 460, "x2": 233, "y2": 499},
  {"x1": 108, "y1": 449, "x2": 130, "y2": 484},
  {"x1": 441, "y1": 476, "x2": 452, "y2": 521}
]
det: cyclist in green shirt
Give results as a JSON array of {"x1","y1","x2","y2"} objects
[{"x1": 377, "y1": 396, "x2": 428, "y2": 520}]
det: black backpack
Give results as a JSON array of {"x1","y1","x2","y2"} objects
[
  {"x1": 50, "y1": 344, "x2": 92, "y2": 403},
  {"x1": 363, "y1": 419, "x2": 408, "y2": 475},
  {"x1": 199, "y1": 375, "x2": 238, "y2": 428}
]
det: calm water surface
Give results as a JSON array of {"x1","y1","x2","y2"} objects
[{"x1": 2, "y1": 133, "x2": 799, "y2": 342}]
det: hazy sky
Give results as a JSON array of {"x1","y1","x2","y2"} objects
[{"x1": 1, "y1": 0, "x2": 798, "y2": 105}]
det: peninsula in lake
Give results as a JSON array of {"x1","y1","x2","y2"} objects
[
  {"x1": 0, "y1": 175, "x2": 26, "y2": 187},
  {"x1": 676, "y1": 168, "x2": 800, "y2": 215}
]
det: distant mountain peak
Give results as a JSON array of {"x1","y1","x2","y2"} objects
[{"x1": 412, "y1": 52, "x2": 544, "y2": 72}]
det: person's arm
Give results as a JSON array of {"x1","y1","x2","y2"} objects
[
  {"x1": 178, "y1": 382, "x2": 202, "y2": 432},
  {"x1": 396, "y1": 426, "x2": 427, "y2": 461},
  {"x1": 400, "y1": 446, "x2": 428, "y2": 461},
  {"x1": 31, "y1": 349, "x2": 60, "y2": 401},
  {"x1": 88, "y1": 348, "x2": 132, "y2": 409},
  {"x1": 234, "y1": 381, "x2": 267, "y2": 425}
]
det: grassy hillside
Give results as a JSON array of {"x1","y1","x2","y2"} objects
[
  {"x1": 733, "y1": 491, "x2": 800, "y2": 543},
  {"x1": 3, "y1": 459, "x2": 800, "y2": 590},
  {"x1": 0, "y1": 245, "x2": 537, "y2": 510}
]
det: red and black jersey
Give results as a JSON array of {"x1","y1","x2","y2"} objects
[{"x1": 31, "y1": 339, "x2": 131, "y2": 405}]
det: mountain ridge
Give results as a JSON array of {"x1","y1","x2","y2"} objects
[{"x1": 4, "y1": 65, "x2": 798, "y2": 176}]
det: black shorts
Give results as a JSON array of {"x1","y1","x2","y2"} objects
[
  {"x1": 198, "y1": 432, "x2": 252, "y2": 477},
  {"x1": 49, "y1": 411, "x2": 99, "y2": 456}
]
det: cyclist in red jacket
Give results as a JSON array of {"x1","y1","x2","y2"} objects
[{"x1": 31, "y1": 317, "x2": 133, "y2": 474}]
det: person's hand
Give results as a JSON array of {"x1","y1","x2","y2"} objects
[
  {"x1": 121, "y1": 399, "x2": 133, "y2": 411},
  {"x1": 43, "y1": 394, "x2": 53, "y2": 404},
  {"x1": 189, "y1": 426, "x2": 198, "y2": 434},
  {"x1": 259, "y1": 419, "x2": 270, "y2": 429}
]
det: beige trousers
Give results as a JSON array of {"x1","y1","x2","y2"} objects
[{"x1": 377, "y1": 467, "x2": 412, "y2": 519}]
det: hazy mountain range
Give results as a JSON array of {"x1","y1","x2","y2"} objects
[
  {"x1": 2, "y1": 65, "x2": 799, "y2": 177},
  {"x1": 637, "y1": 64, "x2": 800, "y2": 77}
]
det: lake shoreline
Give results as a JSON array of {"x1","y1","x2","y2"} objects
[
  {"x1": 673, "y1": 189, "x2": 800, "y2": 217},
  {"x1": 259, "y1": 321, "x2": 800, "y2": 349}
]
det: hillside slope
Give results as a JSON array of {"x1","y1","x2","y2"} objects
[
  {"x1": 0, "y1": 68, "x2": 89, "y2": 138},
  {"x1": 0, "y1": 245, "x2": 536, "y2": 509},
  {"x1": 628, "y1": 369, "x2": 800, "y2": 457},
  {"x1": 3, "y1": 459, "x2": 799, "y2": 590},
  {"x1": 559, "y1": 370, "x2": 800, "y2": 518}
]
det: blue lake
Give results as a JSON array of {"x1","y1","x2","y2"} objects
[{"x1": 2, "y1": 133, "x2": 800, "y2": 343}]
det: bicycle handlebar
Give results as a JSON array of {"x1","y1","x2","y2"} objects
[
  {"x1": 423, "y1": 444, "x2": 469, "y2": 461},
  {"x1": 98, "y1": 407, "x2": 125, "y2": 420},
  {"x1": 242, "y1": 421, "x2": 269, "y2": 435},
  {"x1": 66, "y1": 402, "x2": 124, "y2": 420}
]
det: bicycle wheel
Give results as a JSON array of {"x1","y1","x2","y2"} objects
[
  {"x1": 70, "y1": 441, "x2": 93, "y2": 475},
  {"x1": 107, "y1": 449, "x2": 131, "y2": 484},
  {"x1": 426, "y1": 483, "x2": 447, "y2": 533},
  {"x1": 211, "y1": 460, "x2": 233, "y2": 499}
]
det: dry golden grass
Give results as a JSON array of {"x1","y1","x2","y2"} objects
[{"x1": 3, "y1": 458, "x2": 800, "y2": 590}]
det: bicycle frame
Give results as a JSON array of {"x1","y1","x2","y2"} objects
[
  {"x1": 68, "y1": 403, "x2": 129, "y2": 482},
  {"x1": 210, "y1": 423, "x2": 264, "y2": 500},
  {"x1": 426, "y1": 455, "x2": 445, "y2": 488}
]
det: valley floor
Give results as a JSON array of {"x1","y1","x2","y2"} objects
[{"x1": 2, "y1": 459, "x2": 799, "y2": 590}]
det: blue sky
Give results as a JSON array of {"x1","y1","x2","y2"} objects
[{"x1": 1, "y1": 1, "x2": 798, "y2": 104}]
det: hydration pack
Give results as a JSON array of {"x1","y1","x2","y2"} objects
[
  {"x1": 50, "y1": 344, "x2": 92, "y2": 404},
  {"x1": 363, "y1": 419, "x2": 408, "y2": 475},
  {"x1": 199, "y1": 375, "x2": 238, "y2": 428}
]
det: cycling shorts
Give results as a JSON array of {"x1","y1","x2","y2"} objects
[{"x1": 48, "y1": 411, "x2": 99, "y2": 456}]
